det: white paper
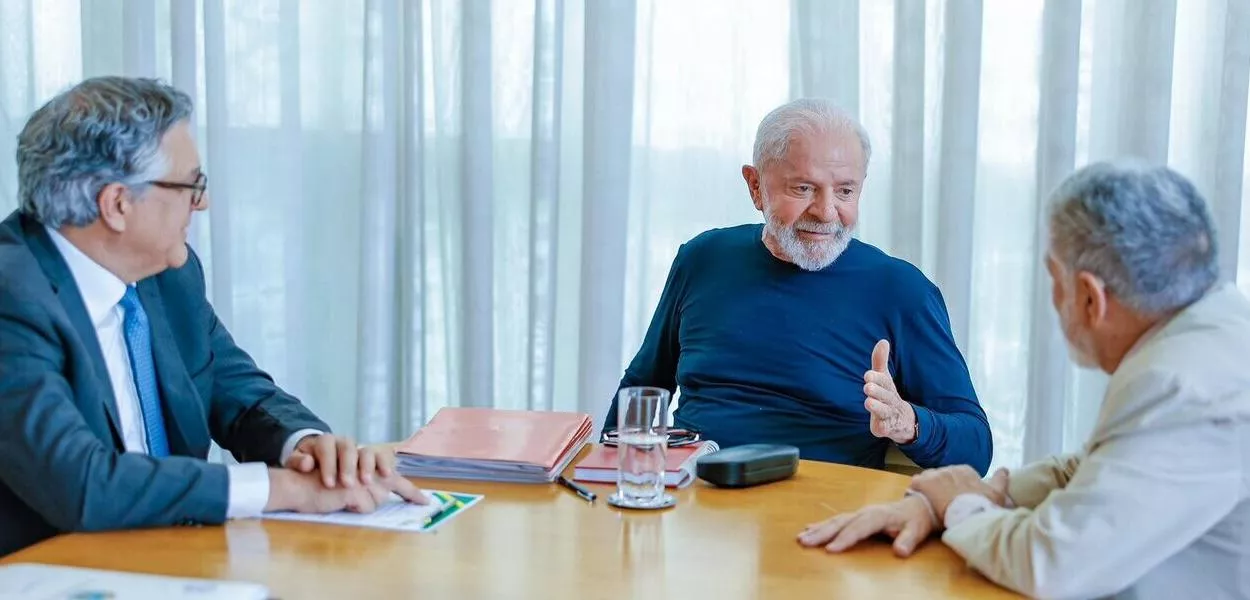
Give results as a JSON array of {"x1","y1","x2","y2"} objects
[
  {"x1": 262, "y1": 491, "x2": 481, "y2": 533},
  {"x1": 0, "y1": 563, "x2": 268, "y2": 600}
]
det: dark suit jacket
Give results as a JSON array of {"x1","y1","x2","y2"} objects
[{"x1": 0, "y1": 210, "x2": 329, "y2": 556}]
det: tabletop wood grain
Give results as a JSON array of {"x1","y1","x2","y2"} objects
[{"x1": 1, "y1": 455, "x2": 1019, "y2": 599}]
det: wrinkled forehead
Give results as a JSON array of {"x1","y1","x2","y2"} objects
[{"x1": 767, "y1": 129, "x2": 866, "y2": 183}]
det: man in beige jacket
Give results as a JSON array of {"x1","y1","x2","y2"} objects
[{"x1": 798, "y1": 161, "x2": 1250, "y2": 599}]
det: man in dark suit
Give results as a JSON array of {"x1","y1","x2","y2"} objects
[{"x1": 0, "y1": 76, "x2": 426, "y2": 556}]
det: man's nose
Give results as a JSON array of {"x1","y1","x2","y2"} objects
[{"x1": 807, "y1": 192, "x2": 839, "y2": 223}]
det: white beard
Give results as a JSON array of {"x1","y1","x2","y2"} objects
[
  {"x1": 763, "y1": 203, "x2": 852, "y2": 271},
  {"x1": 1066, "y1": 336, "x2": 1100, "y2": 369},
  {"x1": 1059, "y1": 302, "x2": 1100, "y2": 369}
]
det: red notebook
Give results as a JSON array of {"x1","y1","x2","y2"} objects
[
  {"x1": 395, "y1": 407, "x2": 593, "y2": 483},
  {"x1": 573, "y1": 441, "x2": 720, "y2": 488}
]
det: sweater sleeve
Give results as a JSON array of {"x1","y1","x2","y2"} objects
[
  {"x1": 602, "y1": 245, "x2": 687, "y2": 432},
  {"x1": 893, "y1": 282, "x2": 993, "y2": 474}
]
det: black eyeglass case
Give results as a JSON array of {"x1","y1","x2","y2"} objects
[{"x1": 695, "y1": 444, "x2": 799, "y2": 488}]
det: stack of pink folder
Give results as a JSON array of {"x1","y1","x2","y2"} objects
[{"x1": 395, "y1": 407, "x2": 593, "y2": 483}]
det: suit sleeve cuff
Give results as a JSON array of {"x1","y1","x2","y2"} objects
[
  {"x1": 280, "y1": 429, "x2": 326, "y2": 465},
  {"x1": 226, "y1": 462, "x2": 270, "y2": 519},
  {"x1": 944, "y1": 493, "x2": 1005, "y2": 529}
]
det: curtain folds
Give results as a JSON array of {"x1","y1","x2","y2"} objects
[{"x1": 1, "y1": 0, "x2": 1248, "y2": 470}]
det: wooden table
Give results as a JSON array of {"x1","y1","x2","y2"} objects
[{"x1": 2, "y1": 459, "x2": 1018, "y2": 599}]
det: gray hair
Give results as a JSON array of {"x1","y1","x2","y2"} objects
[
  {"x1": 752, "y1": 98, "x2": 872, "y2": 172},
  {"x1": 1048, "y1": 161, "x2": 1219, "y2": 316},
  {"x1": 17, "y1": 76, "x2": 193, "y2": 229}
]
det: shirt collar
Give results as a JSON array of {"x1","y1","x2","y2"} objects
[
  {"x1": 44, "y1": 226, "x2": 128, "y2": 327},
  {"x1": 1119, "y1": 283, "x2": 1233, "y2": 364}
]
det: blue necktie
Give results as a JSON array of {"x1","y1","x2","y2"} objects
[{"x1": 119, "y1": 286, "x2": 171, "y2": 458}]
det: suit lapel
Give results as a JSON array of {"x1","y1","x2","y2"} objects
[
  {"x1": 137, "y1": 279, "x2": 202, "y2": 457},
  {"x1": 19, "y1": 216, "x2": 125, "y2": 445}
]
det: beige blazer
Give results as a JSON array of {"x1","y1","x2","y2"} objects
[{"x1": 942, "y1": 284, "x2": 1250, "y2": 599}]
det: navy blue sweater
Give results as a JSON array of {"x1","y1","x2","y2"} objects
[{"x1": 604, "y1": 225, "x2": 992, "y2": 474}]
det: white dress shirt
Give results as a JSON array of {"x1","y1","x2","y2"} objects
[
  {"x1": 46, "y1": 228, "x2": 320, "y2": 518},
  {"x1": 903, "y1": 488, "x2": 1005, "y2": 530},
  {"x1": 944, "y1": 493, "x2": 1002, "y2": 529}
]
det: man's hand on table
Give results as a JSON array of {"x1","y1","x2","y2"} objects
[
  {"x1": 909, "y1": 465, "x2": 1012, "y2": 522},
  {"x1": 798, "y1": 464, "x2": 1012, "y2": 556},
  {"x1": 285, "y1": 433, "x2": 399, "y2": 489},
  {"x1": 271, "y1": 434, "x2": 429, "y2": 514},
  {"x1": 797, "y1": 495, "x2": 938, "y2": 557},
  {"x1": 265, "y1": 467, "x2": 430, "y2": 514}
]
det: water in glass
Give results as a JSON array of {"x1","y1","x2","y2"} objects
[{"x1": 617, "y1": 432, "x2": 667, "y2": 503}]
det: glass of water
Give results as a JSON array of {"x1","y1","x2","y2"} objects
[{"x1": 610, "y1": 387, "x2": 675, "y2": 510}]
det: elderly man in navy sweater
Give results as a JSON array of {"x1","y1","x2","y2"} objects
[{"x1": 604, "y1": 99, "x2": 991, "y2": 473}]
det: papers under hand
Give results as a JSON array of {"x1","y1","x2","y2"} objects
[{"x1": 263, "y1": 490, "x2": 482, "y2": 533}]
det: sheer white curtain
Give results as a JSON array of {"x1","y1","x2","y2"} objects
[
  {"x1": 623, "y1": 0, "x2": 1250, "y2": 468},
  {"x1": 2, "y1": 0, "x2": 1248, "y2": 470}
]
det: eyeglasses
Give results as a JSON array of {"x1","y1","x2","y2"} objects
[
  {"x1": 600, "y1": 428, "x2": 702, "y2": 448},
  {"x1": 148, "y1": 172, "x2": 208, "y2": 208}
]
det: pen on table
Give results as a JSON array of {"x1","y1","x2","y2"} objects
[
  {"x1": 557, "y1": 475, "x2": 597, "y2": 503},
  {"x1": 432, "y1": 491, "x2": 465, "y2": 509},
  {"x1": 423, "y1": 492, "x2": 462, "y2": 526}
]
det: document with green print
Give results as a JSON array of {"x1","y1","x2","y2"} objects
[{"x1": 265, "y1": 489, "x2": 483, "y2": 532}]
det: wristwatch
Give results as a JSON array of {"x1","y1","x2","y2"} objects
[{"x1": 902, "y1": 407, "x2": 919, "y2": 444}]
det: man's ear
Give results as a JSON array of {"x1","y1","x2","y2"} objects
[
  {"x1": 742, "y1": 164, "x2": 763, "y2": 210},
  {"x1": 1076, "y1": 271, "x2": 1108, "y2": 327},
  {"x1": 96, "y1": 182, "x2": 131, "y2": 233}
]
